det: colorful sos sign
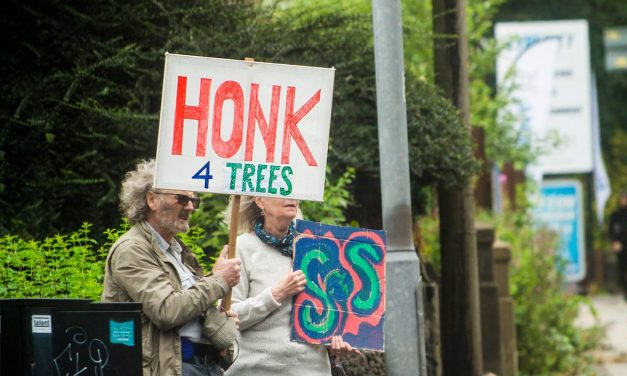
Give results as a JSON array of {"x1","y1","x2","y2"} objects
[{"x1": 154, "y1": 54, "x2": 335, "y2": 201}]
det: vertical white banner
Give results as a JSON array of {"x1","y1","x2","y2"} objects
[{"x1": 591, "y1": 73, "x2": 611, "y2": 224}]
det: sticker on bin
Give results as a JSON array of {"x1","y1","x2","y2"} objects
[
  {"x1": 110, "y1": 320, "x2": 135, "y2": 346},
  {"x1": 32, "y1": 315, "x2": 52, "y2": 334}
]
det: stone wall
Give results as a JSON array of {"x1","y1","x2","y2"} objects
[{"x1": 341, "y1": 350, "x2": 386, "y2": 376}]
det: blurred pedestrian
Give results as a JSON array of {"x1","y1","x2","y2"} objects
[
  {"x1": 609, "y1": 192, "x2": 627, "y2": 299},
  {"x1": 101, "y1": 159, "x2": 241, "y2": 376}
]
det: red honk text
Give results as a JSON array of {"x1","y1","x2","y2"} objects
[{"x1": 171, "y1": 76, "x2": 320, "y2": 166}]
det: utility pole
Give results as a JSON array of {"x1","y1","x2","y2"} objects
[
  {"x1": 371, "y1": 0, "x2": 427, "y2": 374},
  {"x1": 431, "y1": 0, "x2": 483, "y2": 375}
]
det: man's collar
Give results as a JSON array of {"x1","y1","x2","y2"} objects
[{"x1": 145, "y1": 221, "x2": 181, "y2": 254}]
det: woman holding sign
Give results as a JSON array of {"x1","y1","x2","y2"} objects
[{"x1": 224, "y1": 195, "x2": 356, "y2": 375}]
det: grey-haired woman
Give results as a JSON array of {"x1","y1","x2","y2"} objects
[{"x1": 224, "y1": 195, "x2": 356, "y2": 376}]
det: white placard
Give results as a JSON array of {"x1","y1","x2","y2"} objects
[
  {"x1": 154, "y1": 54, "x2": 335, "y2": 201},
  {"x1": 496, "y1": 20, "x2": 593, "y2": 174}
]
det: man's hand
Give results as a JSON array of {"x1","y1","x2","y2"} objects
[
  {"x1": 271, "y1": 270, "x2": 306, "y2": 303},
  {"x1": 612, "y1": 241, "x2": 623, "y2": 253},
  {"x1": 212, "y1": 245, "x2": 241, "y2": 288}
]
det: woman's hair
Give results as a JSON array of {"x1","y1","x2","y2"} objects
[
  {"x1": 224, "y1": 195, "x2": 303, "y2": 234},
  {"x1": 225, "y1": 195, "x2": 261, "y2": 234},
  {"x1": 119, "y1": 159, "x2": 155, "y2": 223}
]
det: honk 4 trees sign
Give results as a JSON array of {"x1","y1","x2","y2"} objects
[{"x1": 154, "y1": 53, "x2": 335, "y2": 201}]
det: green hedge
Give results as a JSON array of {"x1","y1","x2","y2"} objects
[{"x1": 0, "y1": 223, "x2": 118, "y2": 300}]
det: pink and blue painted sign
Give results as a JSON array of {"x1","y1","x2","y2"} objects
[{"x1": 290, "y1": 220, "x2": 386, "y2": 351}]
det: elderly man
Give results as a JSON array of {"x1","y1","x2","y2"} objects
[{"x1": 102, "y1": 159, "x2": 241, "y2": 376}]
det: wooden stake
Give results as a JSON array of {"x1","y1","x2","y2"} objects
[
  {"x1": 221, "y1": 195, "x2": 240, "y2": 310},
  {"x1": 227, "y1": 195, "x2": 241, "y2": 260}
]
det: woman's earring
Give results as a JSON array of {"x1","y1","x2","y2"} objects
[{"x1": 261, "y1": 208, "x2": 265, "y2": 216}]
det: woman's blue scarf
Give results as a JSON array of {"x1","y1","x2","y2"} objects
[{"x1": 254, "y1": 217, "x2": 295, "y2": 257}]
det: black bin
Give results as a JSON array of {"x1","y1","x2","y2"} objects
[{"x1": 0, "y1": 299, "x2": 142, "y2": 376}]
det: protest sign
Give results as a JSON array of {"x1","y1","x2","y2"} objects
[
  {"x1": 154, "y1": 54, "x2": 335, "y2": 201},
  {"x1": 291, "y1": 220, "x2": 386, "y2": 351}
]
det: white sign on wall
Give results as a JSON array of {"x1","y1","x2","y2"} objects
[
  {"x1": 154, "y1": 54, "x2": 335, "y2": 201},
  {"x1": 496, "y1": 20, "x2": 593, "y2": 174}
]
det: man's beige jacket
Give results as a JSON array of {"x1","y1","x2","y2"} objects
[{"x1": 101, "y1": 221, "x2": 230, "y2": 376}]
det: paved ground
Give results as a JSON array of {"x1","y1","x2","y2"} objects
[{"x1": 576, "y1": 294, "x2": 627, "y2": 375}]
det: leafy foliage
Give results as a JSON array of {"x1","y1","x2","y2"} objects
[
  {"x1": 300, "y1": 166, "x2": 356, "y2": 225},
  {"x1": 400, "y1": 0, "x2": 529, "y2": 168},
  {"x1": 1, "y1": 0, "x2": 480, "y2": 238},
  {"x1": 406, "y1": 80, "x2": 480, "y2": 188},
  {"x1": 414, "y1": 215, "x2": 441, "y2": 276},
  {"x1": 498, "y1": 213, "x2": 602, "y2": 376},
  {"x1": 467, "y1": 0, "x2": 538, "y2": 166},
  {"x1": 0, "y1": 222, "x2": 118, "y2": 300},
  {"x1": 0, "y1": 0, "x2": 259, "y2": 237},
  {"x1": 178, "y1": 226, "x2": 217, "y2": 273},
  {"x1": 266, "y1": 2, "x2": 479, "y2": 196}
]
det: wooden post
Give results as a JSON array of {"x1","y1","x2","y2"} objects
[
  {"x1": 220, "y1": 194, "x2": 241, "y2": 310},
  {"x1": 472, "y1": 126, "x2": 492, "y2": 211},
  {"x1": 476, "y1": 224, "x2": 505, "y2": 375},
  {"x1": 493, "y1": 241, "x2": 518, "y2": 376},
  {"x1": 432, "y1": 0, "x2": 483, "y2": 374}
]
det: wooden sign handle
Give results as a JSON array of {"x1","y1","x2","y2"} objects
[{"x1": 221, "y1": 194, "x2": 240, "y2": 311}]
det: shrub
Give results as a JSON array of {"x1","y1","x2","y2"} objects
[
  {"x1": 0, "y1": 221, "x2": 214, "y2": 301},
  {"x1": 0, "y1": 222, "x2": 122, "y2": 300},
  {"x1": 414, "y1": 215, "x2": 441, "y2": 276},
  {"x1": 496, "y1": 213, "x2": 602, "y2": 376}
]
